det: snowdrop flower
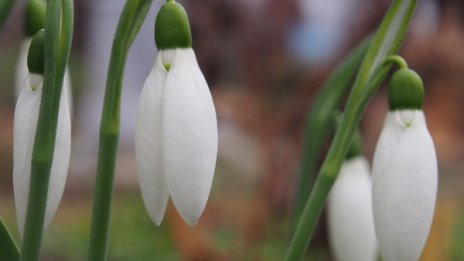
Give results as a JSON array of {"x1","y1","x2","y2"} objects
[
  {"x1": 135, "y1": 0, "x2": 217, "y2": 226},
  {"x1": 372, "y1": 67, "x2": 437, "y2": 261},
  {"x1": 328, "y1": 133, "x2": 377, "y2": 261},
  {"x1": 13, "y1": 30, "x2": 71, "y2": 237},
  {"x1": 15, "y1": 0, "x2": 72, "y2": 111}
]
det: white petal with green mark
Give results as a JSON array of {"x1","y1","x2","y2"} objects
[
  {"x1": 372, "y1": 110, "x2": 437, "y2": 261},
  {"x1": 162, "y1": 49, "x2": 218, "y2": 226},
  {"x1": 135, "y1": 54, "x2": 169, "y2": 225},
  {"x1": 13, "y1": 74, "x2": 71, "y2": 238}
]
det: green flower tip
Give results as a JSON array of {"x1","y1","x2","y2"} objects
[
  {"x1": 27, "y1": 29, "x2": 45, "y2": 75},
  {"x1": 155, "y1": 1, "x2": 192, "y2": 50},
  {"x1": 388, "y1": 68, "x2": 424, "y2": 111},
  {"x1": 24, "y1": 0, "x2": 46, "y2": 37}
]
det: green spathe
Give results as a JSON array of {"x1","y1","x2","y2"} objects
[
  {"x1": 388, "y1": 68, "x2": 424, "y2": 110},
  {"x1": 25, "y1": 0, "x2": 46, "y2": 37},
  {"x1": 27, "y1": 29, "x2": 45, "y2": 75},
  {"x1": 155, "y1": 0, "x2": 192, "y2": 50}
]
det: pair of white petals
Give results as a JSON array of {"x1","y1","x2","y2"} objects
[
  {"x1": 135, "y1": 48, "x2": 217, "y2": 226},
  {"x1": 328, "y1": 156, "x2": 378, "y2": 261},
  {"x1": 13, "y1": 74, "x2": 71, "y2": 238},
  {"x1": 372, "y1": 110, "x2": 437, "y2": 261}
]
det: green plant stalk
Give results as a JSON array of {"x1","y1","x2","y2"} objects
[
  {"x1": 285, "y1": 1, "x2": 417, "y2": 260},
  {"x1": 293, "y1": 37, "x2": 370, "y2": 222},
  {"x1": 0, "y1": 218, "x2": 20, "y2": 261},
  {"x1": 20, "y1": 0, "x2": 73, "y2": 260},
  {"x1": 0, "y1": 0, "x2": 14, "y2": 30},
  {"x1": 88, "y1": 1, "x2": 153, "y2": 260}
]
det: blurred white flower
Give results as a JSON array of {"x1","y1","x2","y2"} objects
[
  {"x1": 372, "y1": 109, "x2": 437, "y2": 261},
  {"x1": 328, "y1": 156, "x2": 377, "y2": 261},
  {"x1": 135, "y1": 48, "x2": 217, "y2": 226},
  {"x1": 13, "y1": 73, "x2": 71, "y2": 238}
]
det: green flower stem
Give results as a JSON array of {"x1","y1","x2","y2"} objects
[
  {"x1": 0, "y1": 0, "x2": 14, "y2": 30},
  {"x1": 384, "y1": 55, "x2": 408, "y2": 69},
  {"x1": 20, "y1": 0, "x2": 73, "y2": 260},
  {"x1": 293, "y1": 36, "x2": 370, "y2": 222},
  {"x1": 88, "y1": 1, "x2": 153, "y2": 260},
  {"x1": 0, "y1": 218, "x2": 20, "y2": 261},
  {"x1": 285, "y1": 1, "x2": 417, "y2": 260}
]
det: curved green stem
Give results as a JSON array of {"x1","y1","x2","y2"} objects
[
  {"x1": 0, "y1": 0, "x2": 14, "y2": 30},
  {"x1": 20, "y1": 0, "x2": 73, "y2": 260},
  {"x1": 384, "y1": 55, "x2": 408, "y2": 69},
  {"x1": 293, "y1": 36, "x2": 370, "y2": 223},
  {"x1": 285, "y1": 1, "x2": 417, "y2": 260},
  {"x1": 87, "y1": 1, "x2": 153, "y2": 260}
]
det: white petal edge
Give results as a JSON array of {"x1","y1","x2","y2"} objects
[
  {"x1": 15, "y1": 39, "x2": 31, "y2": 98},
  {"x1": 135, "y1": 54, "x2": 169, "y2": 226},
  {"x1": 372, "y1": 110, "x2": 437, "y2": 261},
  {"x1": 13, "y1": 75, "x2": 71, "y2": 238},
  {"x1": 162, "y1": 48, "x2": 218, "y2": 226},
  {"x1": 328, "y1": 156, "x2": 378, "y2": 261}
]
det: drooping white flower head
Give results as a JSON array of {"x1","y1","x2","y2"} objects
[
  {"x1": 13, "y1": 74, "x2": 71, "y2": 238},
  {"x1": 328, "y1": 156, "x2": 377, "y2": 261},
  {"x1": 372, "y1": 65, "x2": 437, "y2": 261},
  {"x1": 135, "y1": 48, "x2": 217, "y2": 226}
]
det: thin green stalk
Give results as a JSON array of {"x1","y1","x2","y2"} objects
[
  {"x1": 20, "y1": 0, "x2": 73, "y2": 260},
  {"x1": 293, "y1": 36, "x2": 370, "y2": 222},
  {"x1": 0, "y1": 0, "x2": 14, "y2": 30},
  {"x1": 88, "y1": 1, "x2": 153, "y2": 260},
  {"x1": 0, "y1": 218, "x2": 20, "y2": 261},
  {"x1": 285, "y1": 1, "x2": 417, "y2": 260}
]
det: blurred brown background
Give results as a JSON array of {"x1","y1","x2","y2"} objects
[{"x1": 1, "y1": 0, "x2": 464, "y2": 260}]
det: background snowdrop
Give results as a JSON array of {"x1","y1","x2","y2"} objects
[{"x1": 328, "y1": 131, "x2": 377, "y2": 261}]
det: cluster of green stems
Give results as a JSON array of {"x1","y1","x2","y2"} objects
[{"x1": 0, "y1": 0, "x2": 419, "y2": 260}]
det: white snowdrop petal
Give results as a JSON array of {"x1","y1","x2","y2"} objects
[
  {"x1": 15, "y1": 39, "x2": 31, "y2": 98},
  {"x1": 135, "y1": 55, "x2": 170, "y2": 225},
  {"x1": 328, "y1": 156, "x2": 377, "y2": 261},
  {"x1": 372, "y1": 110, "x2": 437, "y2": 261},
  {"x1": 13, "y1": 77, "x2": 42, "y2": 238},
  {"x1": 63, "y1": 69, "x2": 73, "y2": 115},
  {"x1": 13, "y1": 76, "x2": 71, "y2": 238},
  {"x1": 163, "y1": 48, "x2": 218, "y2": 226}
]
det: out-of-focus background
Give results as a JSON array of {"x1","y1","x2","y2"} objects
[{"x1": 1, "y1": 0, "x2": 464, "y2": 260}]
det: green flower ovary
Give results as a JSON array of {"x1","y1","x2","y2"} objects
[
  {"x1": 155, "y1": 0, "x2": 192, "y2": 50},
  {"x1": 388, "y1": 68, "x2": 424, "y2": 111}
]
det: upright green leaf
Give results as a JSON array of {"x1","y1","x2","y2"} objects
[
  {"x1": 293, "y1": 36, "x2": 370, "y2": 222},
  {"x1": 0, "y1": 219, "x2": 20, "y2": 261},
  {"x1": 88, "y1": 1, "x2": 153, "y2": 260},
  {"x1": 0, "y1": 0, "x2": 14, "y2": 30}
]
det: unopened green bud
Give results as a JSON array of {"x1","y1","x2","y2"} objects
[
  {"x1": 155, "y1": 0, "x2": 192, "y2": 50},
  {"x1": 24, "y1": 0, "x2": 46, "y2": 37},
  {"x1": 388, "y1": 68, "x2": 424, "y2": 110},
  {"x1": 27, "y1": 29, "x2": 45, "y2": 75}
]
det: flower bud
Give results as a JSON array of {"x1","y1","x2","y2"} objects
[
  {"x1": 27, "y1": 29, "x2": 45, "y2": 75},
  {"x1": 388, "y1": 68, "x2": 424, "y2": 110},
  {"x1": 155, "y1": 0, "x2": 192, "y2": 50},
  {"x1": 24, "y1": 0, "x2": 46, "y2": 37}
]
